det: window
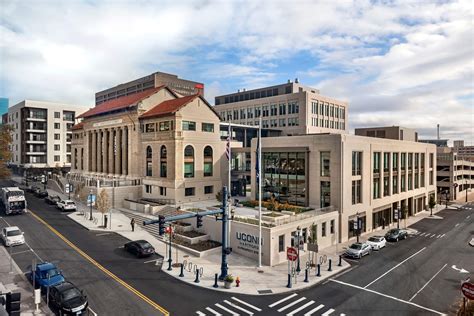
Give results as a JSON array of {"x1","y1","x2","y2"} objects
[
  {"x1": 429, "y1": 153, "x2": 434, "y2": 168},
  {"x1": 262, "y1": 106, "x2": 269, "y2": 117},
  {"x1": 373, "y1": 152, "x2": 381, "y2": 173},
  {"x1": 393, "y1": 176, "x2": 398, "y2": 194},
  {"x1": 145, "y1": 123, "x2": 155, "y2": 133},
  {"x1": 202, "y1": 123, "x2": 214, "y2": 132},
  {"x1": 408, "y1": 153, "x2": 413, "y2": 170},
  {"x1": 279, "y1": 119, "x2": 286, "y2": 127},
  {"x1": 429, "y1": 171, "x2": 433, "y2": 185},
  {"x1": 182, "y1": 121, "x2": 196, "y2": 131},
  {"x1": 408, "y1": 175, "x2": 413, "y2": 190},
  {"x1": 330, "y1": 220, "x2": 335, "y2": 234},
  {"x1": 320, "y1": 181, "x2": 331, "y2": 208},
  {"x1": 146, "y1": 146, "x2": 152, "y2": 176},
  {"x1": 159, "y1": 187, "x2": 166, "y2": 196},
  {"x1": 373, "y1": 177, "x2": 380, "y2": 199},
  {"x1": 54, "y1": 123, "x2": 60, "y2": 129},
  {"x1": 54, "y1": 112, "x2": 60, "y2": 119},
  {"x1": 185, "y1": 187, "x2": 195, "y2": 196},
  {"x1": 159, "y1": 121, "x2": 171, "y2": 131},
  {"x1": 279, "y1": 103, "x2": 286, "y2": 115},
  {"x1": 145, "y1": 185, "x2": 152, "y2": 194},
  {"x1": 383, "y1": 152, "x2": 390, "y2": 172},
  {"x1": 383, "y1": 176, "x2": 389, "y2": 196},
  {"x1": 54, "y1": 134, "x2": 60, "y2": 140},
  {"x1": 270, "y1": 104, "x2": 277, "y2": 116},
  {"x1": 54, "y1": 155, "x2": 60, "y2": 162},
  {"x1": 278, "y1": 235, "x2": 285, "y2": 252},
  {"x1": 204, "y1": 186, "x2": 213, "y2": 194},
  {"x1": 288, "y1": 101, "x2": 299, "y2": 114},
  {"x1": 204, "y1": 146, "x2": 213, "y2": 176},
  {"x1": 393, "y1": 153, "x2": 399, "y2": 172},
  {"x1": 54, "y1": 144, "x2": 60, "y2": 151},
  {"x1": 322, "y1": 222, "x2": 326, "y2": 237},
  {"x1": 401, "y1": 174, "x2": 406, "y2": 191},
  {"x1": 160, "y1": 146, "x2": 167, "y2": 177},
  {"x1": 352, "y1": 151, "x2": 362, "y2": 176},
  {"x1": 184, "y1": 145, "x2": 194, "y2": 178},
  {"x1": 352, "y1": 180, "x2": 361, "y2": 204},
  {"x1": 401, "y1": 153, "x2": 407, "y2": 170},
  {"x1": 320, "y1": 152, "x2": 330, "y2": 176}
]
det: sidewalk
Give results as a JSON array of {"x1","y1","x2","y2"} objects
[{"x1": 0, "y1": 246, "x2": 50, "y2": 316}]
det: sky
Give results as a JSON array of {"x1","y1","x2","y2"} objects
[{"x1": 0, "y1": 0, "x2": 473, "y2": 144}]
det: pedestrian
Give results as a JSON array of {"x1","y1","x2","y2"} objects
[
  {"x1": 382, "y1": 217, "x2": 386, "y2": 229},
  {"x1": 131, "y1": 218, "x2": 135, "y2": 232}
]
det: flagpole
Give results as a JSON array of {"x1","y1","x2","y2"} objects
[
  {"x1": 228, "y1": 122, "x2": 232, "y2": 249},
  {"x1": 258, "y1": 116, "x2": 262, "y2": 268}
]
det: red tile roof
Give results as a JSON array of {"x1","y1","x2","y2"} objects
[
  {"x1": 78, "y1": 86, "x2": 165, "y2": 119},
  {"x1": 71, "y1": 122, "x2": 84, "y2": 130},
  {"x1": 139, "y1": 94, "x2": 199, "y2": 119}
]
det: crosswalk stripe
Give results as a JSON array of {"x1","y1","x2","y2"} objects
[
  {"x1": 441, "y1": 234, "x2": 445, "y2": 238},
  {"x1": 205, "y1": 307, "x2": 222, "y2": 316},
  {"x1": 196, "y1": 312, "x2": 206, "y2": 316},
  {"x1": 287, "y1": 300, "x2": 315, "y2": 316},
  {"x1": 304, "y1": 304, "x2": 325, "y2": 316},
  {"x1": 224, "y1": 300, "x2": 253, "y2": 315},
  {"x1": 231, "y1": 297, "x2": 262, "y2": 311},
  {"x1": 269, "y1": 293, "x2": 298, "y2": 307},
  {"x1": 430, "y1": 234, "x2": 436, "y2": 238},
  {"x1": 215, "y1": 303, "x2": 239, "y2": 316},
  {"x1": 322, "y1": 308, "x2": 335, "y2": 315},
  {"x1": 419, "y1": 233, "x2": 426, "y2": 236},
  {"x1": 277, "y1": 297, "x2": 307, "y2": 312},
  {"x1": 436, "y1": 234, "x2": 442, "y2": 238}
]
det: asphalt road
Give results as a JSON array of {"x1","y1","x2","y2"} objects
[{"x1": 1, "y1": 179, "x2": 472, "y2": 316}]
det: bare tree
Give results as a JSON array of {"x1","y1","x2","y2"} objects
[{"x1": 96, "y1": 189, "x2": 110, "y2": 227}]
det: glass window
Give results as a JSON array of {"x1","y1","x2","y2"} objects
[
  {"x1": 401, "y1": 174, "x2": 406, "y2": 191},
  {"x1": 373, "y1": 152, "x2": 381, "y2": 173},
  {"x1": 204, "y1": 185, "x2": 213, "y2": 194},
  {"x1": 278, "y1": 235, "x2": 284, "y2": 252},
  {"x1": 322, "y1": 222, "x2": 326, "y2": 237},
  {"x1": 159, "y1": 121, "x2": 171, "y2": 131},
  {"x1": 352, "y1": 151, "x2": 362, "y2": 176},
  {"x1": 145, "y1": 185, "x2": 152, "y2": 193},
  {"x1": 182, "y1": 121, "x2": 196, "y2": 131},
  {"x1": 54, "y1": 123, "x2": 60, "y2": 129},
  {"x1": 373, "y1": 177, "x2": 380, "y2": 199},
  {"x1": 320, "y1": 181, "x2": 330, "y2": 208},
  {"x1": 352, "y1": 180, "x2": 361, "y2": 204},
  {"x1": 393, "y1": 176, "x2": 398, "y2": 194},
  {"x1": 330, "y1": 220, "x2": 335, "y2": 234},
  {"x1": 54, "y1": 112, "x2": 60, "y2": 119},
  {"x1": 146, "y1": 146, "x2": 152, "y2": 176},
  {"x1": 160, "y1": 145, "x2": 167, "y2": 177},
  {"x1": 54, "y1": 134, "x2": 60, "y2": 140},
  {"x1": 393, "y1": 153, "x2": 398, "y2": 171},
  {"x1": 185, "y1": 187, "x2": 195, "y2": 196},
  {"x1": 160, "y1": 187, "x2": 166, "y2": 196},
  {"x1": 383, "y1": 176, "x2": 389, "y2": 196},
  {"x1": 145, "y1": 123, "x2": 155, "y2": 133},
  {"x1": 184, "y1": 145, "x2": 194, "y2": 178},
  {"x1": 383, "y1": 153, "x2": 390, "y2": 172},
  {"x1": 204, "y1": 146, "x2": 213, "y2": 176},
  {"x1": 401, "y1": 153, "x2": 407, "y2": 169},
  {"x1": 320, "y1": 152, "x2": 330, "y2": 176},
  {"x1": 202, "y1": 123, "x2": 214, "y2": 132}
]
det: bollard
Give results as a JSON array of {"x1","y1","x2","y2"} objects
[
  {"x1": 304, "y1": 268, "x2": 309, "y2": 283},
  {"x1": 287, "y1": 273, "x2": 292, "y2": 288},
  {"x1": 328, "y1": 259, "x2": 332, "y2": 271},
  {"x1": 338, "y1": 255, "x2": 342, "y2": 267},
  {"x1": 194, "y1": 269, "x2": 200, "y2": 283},
  {"x1": 179, "y1": 263, "x2": 184, "y2": 277},
  {"x1": 316, "y1": 264, "x2": 321, "y2": 277},
  {"x1": 213, "y1": 273, "x2": 219, "y2": 288}
]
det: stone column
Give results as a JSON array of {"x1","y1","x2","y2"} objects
[
  {"x1": 115, "y1": 129, "x2": 121, "y2": 175},
  {"x1": 108, "y1": 129, "x2": 114, "y2": 174},
  {"x1": 122, "y1": 127, "x2": 128, "y2": 176},
  {"x1": 97, "y1": 130, "x2": 102, "y2": 173},
  {"x1": 91, "y1": 131, "x2": 97, "y2": 172},
  {"x1": 102, "y1": 129, "x2": 108, "y2": 174}
]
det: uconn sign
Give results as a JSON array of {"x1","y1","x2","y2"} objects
[{"x1": 235, "y1": 232, "x2": 264, "y2": 256}]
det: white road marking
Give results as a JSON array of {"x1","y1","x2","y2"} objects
[
  {"x1": 455, "y1": 223, "x2": 459, "y2": 227},
  {"x1": 330, "y1": 279, "x2": 445, "y2": 315},
  {"x1": 87, "y1": 307, "x2": 98, "y2": 316},
  {"x1": 196, "y1": 312, "x2": 206, "y2": 316},
  {"x1": 215, "y1": 303, "x2": 239, "y2": 316},
  {"x1": 96, "y1": 232, "x2": 112, "y2": 236},
  {"x1": 436, "y1": 234, "x2": 442, "y2": 238},
  {"x1": 409, "y1": 263, "x2": 447, "y2": 302},
  {"x1": 24, "y1": 241, "x2": 43, "y2": 262},
  {"x1": 419, "y1": 232, "x2": 426, "y2": 236},
  {"x1": 205, "y1": 307, "x2": 221, "y2": 316},
  {"x1": 287, "y1": 300, "x2": 315, "y2": 316},
  {"x1": 231, "y1": 297, "x2": 262, "y2": 311},
  {"x1": 277, "y1": 297, "x2": 306, "y2": 312},
  {"x1": 304, "y1": 304, "x2": 325, "y2": 315},
  {"x1": 269, "y1": 293, "x2": 298, "y2": 307},
  {"x1": 430, "y1": 234, "x2": 436, "y2": 238},
  {"x1": 11, "y1": 249, "x2": 33, "y2": 256},
  {"x1": 467, "y1": 215, "x2": 471, "y2": 219},
  {"x1": 364, "y1": 247, "x2": 426, "y2": 288},
  {"x1": 223, "y1": 300, "x2": 253, "y2": 315},
  {"x1": 143, "y1": 259, "x2": 159, "y2": 264},
  {"x1": 322, "y1": 309, "x2": 335, "y2": 316}
]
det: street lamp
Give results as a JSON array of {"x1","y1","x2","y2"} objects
[
  {"x1": 296, "y1": 226, "x2": 301, "y2": 273},
  {"x1": 396, "y1": 207, "x2": 401, "y2": 229},
  {"x1": 89, "y1": 189, "x2": 93, "y2": 220},
  {"x1": 445, "y1": 190, "x2": 449, "y2": 209},
  {"x1": 355, "y1": 212, "x2": 360, "y2": 243}
]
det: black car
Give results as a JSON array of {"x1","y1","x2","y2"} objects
[
  {"x1": 385, "y1": 228, "x2": 408, "y2": 242},
  {"x1": 48, "y1": 281, "x2": 88, "y2": 315},
  {"x1": 34, "y1": 189, "x2": 48, "y2": 198},
  {"x1": 124, "y1": 240, "x2": 155, "y2": 257},
  {"x1": 45, "y1": 195, "x2": 62, "y2": 205}
]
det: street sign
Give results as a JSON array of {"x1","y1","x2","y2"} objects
[
  {"x1": 298, "y1": 239, "x2": 304, "y2": 250},
  {"x1": 165, "y1": 226, "x2": 173, "y2": 234},
  {"x1": 65, "y1": 184, "x2": 70, "y2": 194},
  {"x1": 353, "y1": 220, "x2": 358, "y2": 230},
  {"x1": 394, "y1": 210, "x2": 398, "y2": 220},
  {"x1": 87, "y1": 194, "x2": 96, "y2": 206},
  {"x1": 287, "y1": 247, "x2": 298, "y2": 261},
  {"x1": 453, "y1": 183, "x2": 459, "y2": 188},
  {"x1": 461, "y1": 281, "x2": 474, "y2": 300}
]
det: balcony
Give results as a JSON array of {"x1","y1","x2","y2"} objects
[
  {"x1": 26, "y1": 116, "x2": 47, "y2": 122},
  {"x1": 26, "y1": 152, "x2": 46, "y2": 155}
]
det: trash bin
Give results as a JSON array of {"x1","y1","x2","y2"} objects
[{"x1": 104, "y1": 215, "x2": 108, "y2": 228}]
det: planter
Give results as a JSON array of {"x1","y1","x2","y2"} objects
[{"x1": 224, "y1": 281, "x2": 232, "y2": 289}]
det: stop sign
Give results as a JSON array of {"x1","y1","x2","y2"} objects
[
  {"x1": 287, "y1": 247, "x2": 298, "y2": 261},
  {"x1": 461, "y1": 281, "x2": 474, "y2": 300}
]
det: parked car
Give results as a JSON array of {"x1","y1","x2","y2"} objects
[
  {"x1": 27, "y1": 185, "x2": 39, "y2": 193},
  {"x1": 34, "y1": 189, "x2": 49, "y2": 198},
  {"x1": 385, "y1": 228, "x2": 408, "y2": 242},
  {"x1": 45, "y1": 195, "x2": 62, "y2": 205},
  {"x1": 124, "y1": 240, "x2": 155, "y2": 258},
  {"x1": 57, "y1": 200, "x2": 77, "y2": 212},
  {"x1": 366, "y1": 236, "x2": 387, "y2": 250},
  {"x1": 29, "y1": 262, "x2": 65, "y2": 290},
  {"x1": 0, "y1": 226, "x2": 25, "y2": 247},
  {"x1": 345, "y1": 242, "x2": 372, "y2": 259},
  {"x1": 48, "y1": 281, "x2": 88, "y2": 315}
]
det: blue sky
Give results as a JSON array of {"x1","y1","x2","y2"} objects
[{"x1": 0, "y1": 0, "x2": 472, "y2": 144}]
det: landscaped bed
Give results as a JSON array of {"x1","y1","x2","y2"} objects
[
  {"x1": 178, "y1": 230, "x2": 206, "y2": 238},
  {"x1": 172, "y1": 238, "x2": 221, "y2": 251}
]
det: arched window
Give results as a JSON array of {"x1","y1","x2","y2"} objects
[
  {"x1": 203, "y1": 146, "x2": 213, "y2": 177},
  {"x1": 160, "y1": 145, "x2": 167, "y2": 177},
  {"x1": 146, "y1": 146, "x2": 152, "y2": 176},
  {"x1": 184, "y1": 145, "x2": 194, "y2": 178},
  {"x1": 74, "y1": 148, "x2": 78, "y2": 169}
]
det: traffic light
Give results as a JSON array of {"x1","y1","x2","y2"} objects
[
  {"x1": 196, "y1": 215, "x2": 203, "y2": 228},
  {"x1": 158, "y1": 215, "x2": 165, "y2": 236},
  {"x1": 6, "y1": 292, "x2": 21, "y2": 316}
]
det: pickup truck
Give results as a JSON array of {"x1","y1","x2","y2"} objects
[
  {"x1": 29, "y1": 262, "x2": 65, "y2": 290},
  {"x1": 56, "y1": 200, "x2": 77, "y2": 212}
]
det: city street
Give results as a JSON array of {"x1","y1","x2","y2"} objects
[{"x1": 1, "y1": 179, "x2": 472, "y2": 315}]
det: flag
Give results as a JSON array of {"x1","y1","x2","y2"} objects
[{"x1": 225, "y1": 135, "x2": 230, "y2": 160}]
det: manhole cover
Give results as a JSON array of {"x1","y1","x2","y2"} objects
[{"x1": 258, "y1": 289, "x2": 272, "y2": 294}]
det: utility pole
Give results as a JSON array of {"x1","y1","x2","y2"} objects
[{"x1": 219, "y1": 186, "x2": 229, "y2": 280}]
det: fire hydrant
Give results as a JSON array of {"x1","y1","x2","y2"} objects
[{"x1": 235, "y1": 276, "x2": 240, "y2": 287}]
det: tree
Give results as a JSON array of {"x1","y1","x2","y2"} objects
[
  {"x1": 428, "y1": 195, "x2": 436, "y2": 217},
  {"x1": 215, "y1": 189, "x2": 222, "y2": 203},
  {"x1": 96, "y1": 189, "x2": 110, "y2": 228},
  {"x1": 0, "y1": 124, "x2": 13, "y2": 179}
]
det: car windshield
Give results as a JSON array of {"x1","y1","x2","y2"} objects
[
  {"x1": 10, "y1": 201, "x2": 25, "y2": 210},
  {"x1": 140, "y1": 242, "x2": 152, "y2": 249},
  {"x1": 66, "y1": 202, "x2": 75, "y2": 205},
  {"x1": 61, "y1": 288, "x2": 82, "y2": 302},
  {"x1": 41, "y1": 268, "x2": 60, "y2": 278},
  {"x1": 7, "y1": 230, "x2": 21, "y2": 236},
  {"x1": 349, "y1": 244, "x2": 362, "y2": 250},
  {"x1": 388, "y1": 229, "x2": 398, "y2": 234}
]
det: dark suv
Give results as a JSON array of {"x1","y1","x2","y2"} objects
[
  {"x1": 385, "y1": 228, "x2": 408, "y2": 242},
  {"x1": 48, "y1": 281, "x2": 88, "y2": 315}
]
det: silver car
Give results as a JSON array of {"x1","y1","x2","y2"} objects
[{"x1": 345, "y1": 242, "x2": 372, "y2": 259}]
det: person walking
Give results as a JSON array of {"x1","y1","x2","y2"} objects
[{"x1": 131, "y1": 218, "x2": 135, "y2": 232}]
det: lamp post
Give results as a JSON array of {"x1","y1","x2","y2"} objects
[
  {"x1": 396, "y1": 207, "x2": 401, "y2": 229},
  {"x1": 89, "y1": 189, "x2": 93, "y2": 220},
  {"x1": 445, "y1": 190, "x2": 449, "y2": 209},
  {"x1": 356, "y1": 212, "x2": 360, "y2": 243},
  {"x1": 296, "y1": 226, "x2": 301, "y2": 273},
  {"x1": 466, "y1": 179, "x2": 469, "y2": 203}
]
